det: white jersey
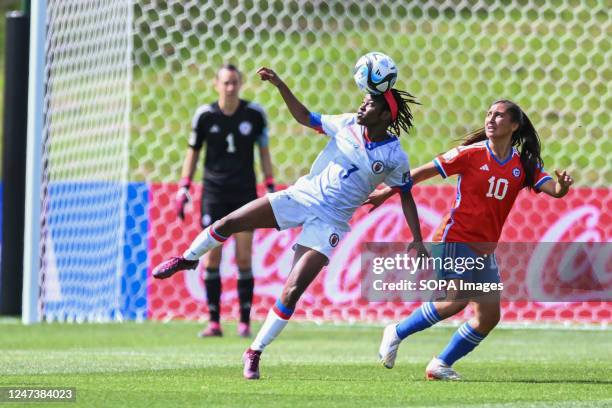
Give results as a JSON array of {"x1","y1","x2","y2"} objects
[{"x1": 288, "y1": 112, "x2": 413, "y2": 227}]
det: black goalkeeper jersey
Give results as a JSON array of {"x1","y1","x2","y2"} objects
[{"x1": 189, "y1": 99, "x2": 268, "y2": 203}]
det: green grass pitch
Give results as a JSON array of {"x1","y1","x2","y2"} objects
[{"x1": 1, "y1": 320, "x2": 610, "y2": 407}]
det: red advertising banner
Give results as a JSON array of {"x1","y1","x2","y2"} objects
[{"x1": 148, "y1": 184, "x2": 611, "y2": 324}]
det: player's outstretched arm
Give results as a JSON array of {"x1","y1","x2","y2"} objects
[
  {"x1": 364, "y1": 162, "x2": 441, "y2": 211},
  {"x1": 257, "y1": 67, "x2": 311, "y2": 127},
  {"x1": 400, "y1": 190, "x2": 428, "y2": 258},
  {"x1": 364, "y1": 186, "x2": 394, "y2": 212},
  {"x1": 411, "y1": 162, "x2": 440, "y2": 185},
  {"x1": 538, "y1": 169, "x2": 574, "y2": 198}
]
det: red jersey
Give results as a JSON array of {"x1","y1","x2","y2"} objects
[{"x1": 432, "y1": 140, "x2": 551, "y2": 245}]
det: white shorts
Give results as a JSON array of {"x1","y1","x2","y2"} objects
[{"x1": 267, "y1": 188, "x2": 349, "y2": 260}]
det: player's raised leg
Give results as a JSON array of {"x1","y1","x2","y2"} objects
[
  {"x1": 243, "y1": 245, "x2": 328, "y2": 380},
  {"x1": 153, "y1": 196, "x2": 278, "y2": 279}
]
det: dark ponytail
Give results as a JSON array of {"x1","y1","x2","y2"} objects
[{"x1": 462, "y1": 100, "x2": 543, "y2": 190}]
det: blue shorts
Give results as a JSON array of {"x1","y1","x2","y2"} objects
[{"x1": 431, "y1": 242, "x2": 501, "y2": 284}]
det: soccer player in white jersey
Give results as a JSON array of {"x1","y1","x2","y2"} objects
[{"x1": 152, "y1": 67, "x2": 427, "y2": 380}]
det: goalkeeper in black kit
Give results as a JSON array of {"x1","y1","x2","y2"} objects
[{"x1": 175, "y1": 64, "x2": 275, "y2": 338}]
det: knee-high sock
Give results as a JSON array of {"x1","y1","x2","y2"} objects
[
  {"x1": 204, "y1": 268, "x2": 222, "y2": 323},
  {"x1": 250, "y1": 299, "x2": 294, "y2": 352},
  {"x1": 395, "y1": 302, "x2": 442, "y2": 339},
  {"x1": 237, "y1": 269, "x2": 254, "y2": 324},
  {"x1": 438, "y1": 322, "x2": 486, "y2": 366},
  {"x1": 183, "y1": 225, "x2": 227, "y2": 260}
]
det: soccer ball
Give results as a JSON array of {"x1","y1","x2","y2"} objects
[{"x1": 353, "y1": 52, "x2": 398, "y2": 95}]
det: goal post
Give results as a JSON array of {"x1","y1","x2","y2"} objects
[
  {"x1": 23, "y1": 0, "x2": 134, "y2": 323},
  {"x1": 22, "y1": 0, "x2": 47, "y2": 324}
]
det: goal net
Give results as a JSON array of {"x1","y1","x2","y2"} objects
[
  {"x1": 29, "y1": 0, "x2": 611, "y2": 324},
  {"x1": 32, "y1": 0, "x2": 133, "y2": 321}
]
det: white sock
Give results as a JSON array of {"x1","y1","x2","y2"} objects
[
  {"x1": 182, "y1": 226, "x2": 226, "y2": 260},
  {"x1": 250, "y1": 309, "x2": 290, "y2": 352}
]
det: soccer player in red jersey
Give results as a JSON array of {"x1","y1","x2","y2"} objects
[{"x1": 369, "y1": 100, "x2": 574, "y2": 380}]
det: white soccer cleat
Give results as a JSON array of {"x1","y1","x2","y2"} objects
[
  {"x1": 378, "y1": 324, "x2": 402, "y2": 369},
  {"x1": 425, "y1": 357, "x2": 461, "y2": 381}
]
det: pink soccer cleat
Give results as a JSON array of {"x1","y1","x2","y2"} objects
[
  {"x1": 238, "y1": 322, "x2": 251, "y2": 338},
  {"x1": 242, "y1": 348, "x2": 262, "y2": 380},
  {"x1": 198, "y1": 321, "x2": 223, "y2": 338},
  {"x1": 152, "y1": 256, "x2": 198, "y2": 279}
]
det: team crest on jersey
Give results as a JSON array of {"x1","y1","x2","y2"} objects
[
  {"x1": 209, "y1": 124, "x2": 220, "y2": 133},
  {"x1": 372, "y1": 160, "x2": 385, "y2": 174},
  {"x1": 512, "y1": 167, "x2": 521, "y2": 178},
  {"x1": 239, "y1": 121, "x2": 252, "y2": 136},
  {"x1": 329, "y1": 233, "x2": 340, "y2": 247}
]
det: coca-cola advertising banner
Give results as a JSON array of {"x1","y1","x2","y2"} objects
[
  {"x1": 361, "y1": 242, "x2": 611, "y2": 302},
  {"x1": 148, "y1": 185, "x2": 611, "y2": 324}
]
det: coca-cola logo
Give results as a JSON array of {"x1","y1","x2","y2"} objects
[{"x1": 527, "y1": 205, "x2": 610, "y2": 304}]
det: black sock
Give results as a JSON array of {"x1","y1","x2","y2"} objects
[
  {"x1": 204, "y1": 268, "x2": 221, "y2": 323},
  {"x1": 237, "y1": 269, "x2": 254, "y2": 324}
]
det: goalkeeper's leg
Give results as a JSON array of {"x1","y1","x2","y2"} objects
[{"x1": 198, "y1": 247, "x2": 223, "y2": 337}]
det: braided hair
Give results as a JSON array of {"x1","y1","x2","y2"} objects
[{"x1": 372, "y1": 89, "x2": 420, "y2": 136}]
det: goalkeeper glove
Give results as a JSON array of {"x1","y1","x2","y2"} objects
[{"x1": 175, "y1": 176, "x2": 192, "y2": 220}]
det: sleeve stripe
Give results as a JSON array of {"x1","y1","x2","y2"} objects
[
  {"x1": 433, "y1": 158, "x2": 448, "y2": 179},
  {"x1": 309, "y1": 112, "x2": 322, "y2": 128},
  {"x1": 534, "y1": 175, "x2": 553, "y2": 189},
  {"x1": 400, "y1": 181, "x2": 413, "y2": 192},
  {"x1": 391, "y1": 182, "x2": 413, "y2": 193},
  {"x1": 188, "y1": 130, "x2": 197, "y2": 147}
]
